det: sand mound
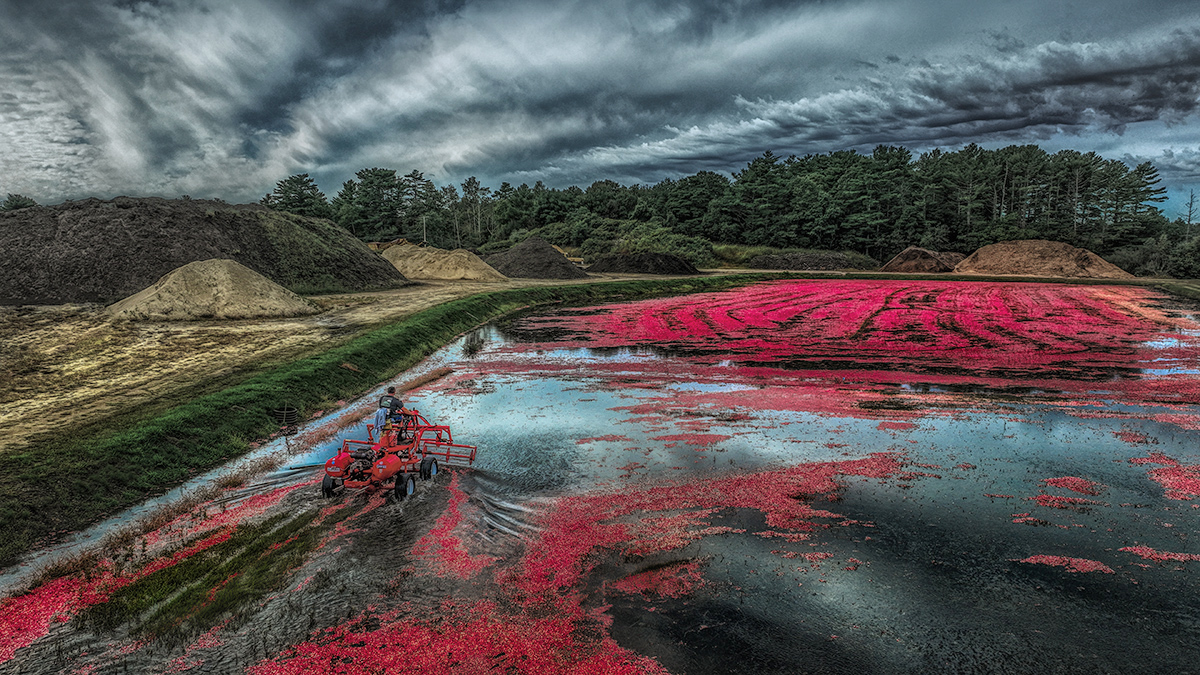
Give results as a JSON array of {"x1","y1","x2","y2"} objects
[
  {"x1": 954, "y1": 240, "x2": 1133, "y2": 279},
  {"x1": 107, "y1": 259, "x2": 318, "y2": 321},
  {"x1": 880, "y1": 247, "x2": 965, "y2": 273},
  {"x1": 485, "y1": 236, "x2": 588, "y2": 279},
  {"x1": 586, "y1": 252, "x2": 700, "y2": 275},
  {"x1": 0, "y1": 196, "x2": 407, "y2": 305},
  {"x1": 748, "y1": 251, "x2": 878, "y2": 271},
  {"x1": 383, "y1": 243, "x2": 507, "y2": 281}
]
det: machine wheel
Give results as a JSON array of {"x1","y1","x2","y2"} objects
[
  {"x1": 321, "y1": 475, "x2": 340, "y2": 498},
  {"x1": 420, "y1": 457, "x2": 439, "y2": 480},
  {"x1": 395, "y1": 473, "x2": 416, "y2": 500}
]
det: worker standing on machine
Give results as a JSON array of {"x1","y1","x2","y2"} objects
[
  {"x1": 375, "y1": 386, "x2": 414, "y2": 439},
  {"x1": 375, "y1": 386, "x2": 401, "y2": 434}
]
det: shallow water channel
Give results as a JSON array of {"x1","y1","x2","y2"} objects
[{"x1": 4, "y1": 279, "x2": 1200, "y2": 674}]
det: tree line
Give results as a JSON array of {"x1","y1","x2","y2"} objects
[
  {"x1": 6, "y1": 143, "x2": 1192, "y2": 274},
  {"x1": 260, "y1": 143, "x2": 1198, "y2": 276}
]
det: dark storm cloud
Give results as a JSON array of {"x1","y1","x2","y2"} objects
[
  {"x1": 282, "y1": 0, "x2": 938, "y2": 188},
  {"x1": 2, "y1": 0, "x2": 1199, "y2": 203},
  {"x1": 535, "y1": 21, "x2": 1200, "y2": 188}
]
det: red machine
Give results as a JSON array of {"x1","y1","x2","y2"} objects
[{"x1": 322, "y1": 410, "x2": 477, "y2": 499}]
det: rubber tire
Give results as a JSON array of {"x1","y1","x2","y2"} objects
[
  {"x1": 395, "y1": 473, "x2": 416, "y2": 500},
  {"x1": 420, "y1": 457, "x2": 439, "y2": 480},
  {"x1": 321, "y1": 475, "x2": 338, "y2": 498}
]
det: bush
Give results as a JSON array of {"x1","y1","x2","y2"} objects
[
  {"x1": 1110, "y1": 235, "x2": 1174, "y2": 277},
  {"x1": 576, "y1": 219, "x2": 713, "y2": 267},
  {"x1": 1167, "y1": 235, "x2": 1200, "y2": 279},
  {"x1": 1, "y1": 193, "x2": 37, "y2": 211},
  {"x1": 530, "y1": 209, "x2": 609, "y2": 247},
  {"x1": 712, "y1": 244, "x2": 878, "y2": 270},
  {"x1": 712, "y1": 244, "x2": 776, "y2": 267},
  {"x1": 1111, "y1": 233, "x2": 1200, "y2": 279}
]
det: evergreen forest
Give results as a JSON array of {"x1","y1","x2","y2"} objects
[{"x1": 214, "y1": 144, "x2": 1200, "y2": 278}]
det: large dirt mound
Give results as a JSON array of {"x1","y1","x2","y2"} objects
[
  {"x1": 880, "y1": 247, "x2": 965, "y2": 273},
  {"x1": 485, "y1": 236, "x2": 588, "y2": 279},
  {"x1": 748, "y1": 251, "x2": 878, "y2": 271},
  {"x1": 0, "y1": 197, "x2": 408, "y2": 305},
  {"x1": 586, "y1": 252, "x2": 700, "y2": 275},
  {"x1": 107, "y1": 259, "x2": 318, "y2": 321},
  {"x1": 383, "y1": 243, "x2": 507, "y2": 281},
  {"x1": 954, "y1": 240, "x2": 1134, "y2": 279},
  {"x1": 939, "y1": 251, "x2": 966, "y2": 267}
]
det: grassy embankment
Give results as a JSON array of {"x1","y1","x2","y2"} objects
[
  {"x1": 1155, "y1": 280, "x2": 1200, "y2": 303},
  {"x1": 0, "y1": 273, "x2": 780, "y2": 571}
]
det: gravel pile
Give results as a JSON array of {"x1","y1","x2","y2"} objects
[
  {"x1": 0, "y1": 197, "x2": 407, "y2": 304},
  {"x1": 485, "y1": 236, "x2": 588, "y2": 279},
  {"x1": 880, "y1": 246, "x2": 965, "y2": 273},
  {"x1": 955, "y1": 240, "x2": 1133, "y2": 278},
  {"x1": 107, "y1": 258, "x2": 318, "y2": 321},
  {"x1": 383, "y1": 243, "x2": 507, "y2": 281}
]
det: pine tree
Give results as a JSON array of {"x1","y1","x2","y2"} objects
[
  {"x1": 260, "y1": 174, "x2": 332, "y2": 219},
  {"x1": 1, "y1": 194, "x2": 38, "y2": 211}
]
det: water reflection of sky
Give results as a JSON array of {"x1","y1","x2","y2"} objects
[
  {"x1": 410, "y1": 338, "x2": 1200, "y2": 491},
  {"x1": 383, "y1": 324, "x2": 1200, "y2": 513},
  {"x1": 665, "y1": 382, "x2": 758, "y2": 393}
]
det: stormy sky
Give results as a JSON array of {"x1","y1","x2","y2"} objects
[{"x1": 3, "y1": 0, "x2": 1200, "y2": 210}]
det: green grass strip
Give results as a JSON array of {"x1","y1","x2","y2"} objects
[
  {"x1": 1154, "y1": 281, "x2": 1200, "y2": 303},
  {"x1": 0, "y1": 274, "x2": 775, "y2": 570},
  {"x1": 136, "y1": 509, "x2": 323, "y2": 640}
]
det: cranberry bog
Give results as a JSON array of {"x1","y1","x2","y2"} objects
[{"x1": 3, "y1": 278, "x2": 1200, "y2": 674}]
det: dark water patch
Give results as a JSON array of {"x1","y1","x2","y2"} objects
[
  {"x1": 806, "y1": 473, "x2": 1200, "y2": 673},
  {"x1": 608, "y1": 595, "x2": 884, "y2": 674},
  {"x1": 469, "y1": 431, "x2": 587, "y2": 494}
]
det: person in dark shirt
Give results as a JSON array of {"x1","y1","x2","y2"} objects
[
  {"x1": 374, "y1": 386, "x2": 413, "y2": 438},
  {"x1": 379, "y1": 386, "x2": 403, "y2": 416}
]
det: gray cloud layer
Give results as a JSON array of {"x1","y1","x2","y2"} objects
[{"x1": 2, "y1": 0, "x2": 1199, "y2": 205}]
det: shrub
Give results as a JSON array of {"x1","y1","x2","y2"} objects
[
  {"x1": 577, "y1": 219, "x2": 713, "y2": 267},
  {"x1": 1167, "y1": 235, "x2": 1200, "y2": 279},
  {"x1": 712, "y1": 244, "x2": 878, "y2": 270}
]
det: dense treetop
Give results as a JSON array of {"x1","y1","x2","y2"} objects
[{"x1": 12, "y1": 143, "x2": 1193, "y2": 276}]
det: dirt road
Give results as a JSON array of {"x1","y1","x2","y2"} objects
[{"x1": 0, "y1": 276, "x2": 641, "y2": 455}]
